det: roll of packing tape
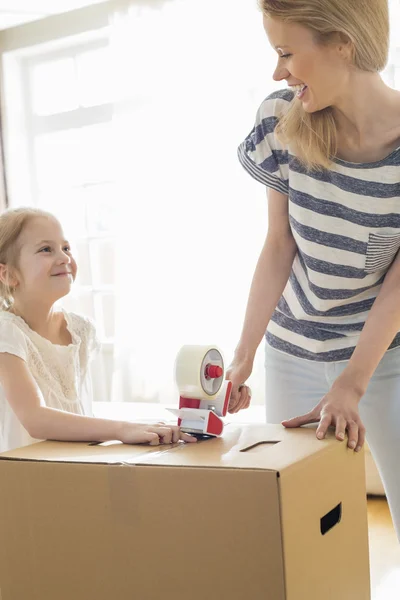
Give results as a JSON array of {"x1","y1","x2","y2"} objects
[{"x1": 175, "y1": 345, "x2": 224, "y2": 399}]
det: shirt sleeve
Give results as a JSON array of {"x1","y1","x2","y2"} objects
[
  {"x1": 67, "y1": 311, "x2": 101, "y2": 373},
  {"x1": 237, "y1": 89, "x2": 293, "y2": 196},
  {"x1": 72, "y1": 313, "x2": 101, "y2": 362},
  {"x1": 85, "y1": 317, "x2": 101, "y2": 361},
  {"x1": 0, "y1": 319, "x2": 28, "y2": 362}
]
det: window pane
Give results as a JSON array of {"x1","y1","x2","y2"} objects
[
  {"x1": 38, "y1": 188, "x2": 88, "y2": 239},
  {"x1": 35, "y1": 124, "x2": 113, "y2": 189},
  {"x1": 75, "y1": 239, "x2": 93, "y2": 287},
  {"x1": 35, "y1": 129, "x2": 84, "y2": 188},
  {"x1": 27, "y1": 44, "x2": 116, "y2": 347},
  {"x1": 90, "y1": 239, "x2": 115, "y2": 287},
  {"x1": 42, "y1": 184, "x2": 116, "y2": 238},
  {"x1": 81, "y1": 123, "x2": 114, "y2": 183},
  {"x1": 94, "y1": 292, "x2": 115, "y2": 340},
  {"x1": 85, "y1": 183, "x2": 116, "y2": 235},
  {"x1": 59, "y1": 288, "x2": 95, "y2": 320},
  {"x1": 30, "y1": 57, "x2": 78, "y2": 116},
  {"x1": 77, "y1": 46, "x2": 112, "y2": 107}
]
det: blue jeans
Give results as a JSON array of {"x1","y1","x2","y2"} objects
[{"x1": 265, "y1": 342, "x2": 400, "y2": 541}]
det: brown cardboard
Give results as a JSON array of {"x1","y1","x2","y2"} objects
[{"x1": 0, "y1": 424, "x2": 370, "y2": 600}]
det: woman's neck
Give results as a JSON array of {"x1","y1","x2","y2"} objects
[
  {"x1": 330, "y1": 72, "x2": 400, "y2": 162},
  {"x1": 332, "y1": 72, "x2": 400, "y2": 145}
]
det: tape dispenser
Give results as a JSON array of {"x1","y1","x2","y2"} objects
[{"x1": 167, "y1": 345, "x2": 232, "y2": 436}]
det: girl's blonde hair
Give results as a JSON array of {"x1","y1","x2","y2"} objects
[
  {"x1": 260, "y1": 0, "x2": 389, "y2": 170},
  {"x1": 0, "y1": 207, "x2": 55, "y2": 310}
]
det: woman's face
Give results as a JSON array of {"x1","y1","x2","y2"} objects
[{"x1": 263, "y1": 16, "x2": 351, "y2": 113}]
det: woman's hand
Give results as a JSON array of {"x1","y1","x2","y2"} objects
[
  {"x1": 281, "y1": 384, "x2": 366, "y2": 452},
  {"x1": 118, "y1": 422, "x2": 198, "y2": 445},
  {"x1": 225, "y1": 354, "x2": 253, "y2": 414}
]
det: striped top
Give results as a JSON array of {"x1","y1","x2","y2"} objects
[{"x1": 238, "y1": 89, "x2": 400, "y2": 361}]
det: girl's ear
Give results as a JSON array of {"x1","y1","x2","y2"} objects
[
  {"x1": 0, "y1": 264, "x2": 18, "y2": 288},
  {"x1": 0, "y1": 263, "x2": 8, "y2": 285}
]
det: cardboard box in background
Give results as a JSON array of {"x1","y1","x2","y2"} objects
[{"x1": 0, "y1": 424, "x2": 370, "y2": 600}]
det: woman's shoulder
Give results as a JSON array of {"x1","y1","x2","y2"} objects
[
  {"x1": 257, "y1": 88, "x2": 294, "y2": 120},
  {"x1": 249, "y1": 88, "x2": 294, "y2": 150}
]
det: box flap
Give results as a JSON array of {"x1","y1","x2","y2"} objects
[
  {"x1": 136, "y1": 423, "x2": 340, "y2": 471},
  {"x1": 0, "y1": 439, "x2": 159, "y2": 464},
  {"x1": 0, "y1": 423, "x2": 339, "y2": 471}
]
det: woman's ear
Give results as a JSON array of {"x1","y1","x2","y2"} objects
[{"x1": 336, "y1": 32, "x2": 354, "y2": 62}]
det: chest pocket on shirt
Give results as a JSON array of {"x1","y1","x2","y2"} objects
[{"x1": 365, "y1": 232, "x2": 400, "y2": 273}]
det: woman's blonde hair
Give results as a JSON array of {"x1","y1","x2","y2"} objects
[
  {"x1": 0, "y1": 207, "x2": 55, "y2": 310},
  {"x1": 260, "y1": 0, "x2": 389, "y2": 170}
]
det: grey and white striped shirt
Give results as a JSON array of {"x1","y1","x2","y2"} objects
[{"x1": 238, "y1": 89, "x2": 400, "y2": 361}]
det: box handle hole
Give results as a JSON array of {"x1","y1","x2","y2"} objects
[
  {"x1": 320, "y1": 502, "x2": 342, "y2": 535},
  {"x1": 240, "y1": 441, "x2": 280, "y2": 453},
  {"x1": 88, "y1": 440, "x2": 122, "y2": 447}
]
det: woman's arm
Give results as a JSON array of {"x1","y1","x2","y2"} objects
[
  {"x1": 334, "y1": 251, "x2": 400, "y2": 394},
  {"x1": 0, "y1": 353, "x2": 196, "y2": 445},
  {"x1": 234, "y1": 187, "x2": 297, "y2": 362},
  {"x1": 227, "y1": 187, "x2": 297, "y2": 411},
  {"x1": 283, "y1": 251, "x2": 400, "y2": 450}
]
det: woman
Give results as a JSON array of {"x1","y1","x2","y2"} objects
[{"x1": 226, "y1": 0, "x2": 400, "y2": 539}]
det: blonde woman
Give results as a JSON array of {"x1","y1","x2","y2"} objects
[{"x1": 226, "y1": 0, "x2": 400, "y2": 538}]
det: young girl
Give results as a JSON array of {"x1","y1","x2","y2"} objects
[{"x1": 0, "y1": 207, "x2": 196, "y2": 452}]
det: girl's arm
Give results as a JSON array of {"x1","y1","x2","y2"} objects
[{"x1": 0, "y1": 353, "x2": 196, "y2": 445}]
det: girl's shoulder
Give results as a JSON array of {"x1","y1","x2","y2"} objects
[
  {"x1": 0, "y1": 310, "x2": 29, "y2": 335},
  {"x1": 63, "y1": 310, "x2": 96, "y2": 339},
  {"x1": 63, "y1": 310, "x2": 101, "y2": 355},
  {"x1": 63, "y1": 309, "x2": 94, "y2": 330},
  {"x1": 0, "y1": 311, "x2": 30, "y2": 361}
]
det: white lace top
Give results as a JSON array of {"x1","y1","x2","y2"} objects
[{"x1": 0, "y1": 309, "x2": 101, "y2": 453}]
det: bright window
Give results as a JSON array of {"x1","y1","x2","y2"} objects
[{"x1": 4, "y1": 35, "x2": 115, "y2": 344}]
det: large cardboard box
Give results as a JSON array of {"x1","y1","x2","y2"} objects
[{"x1": 0, "y1": 424, "x2": 370, "y2": 600}]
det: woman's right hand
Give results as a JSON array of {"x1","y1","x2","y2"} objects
[
  {"x1": 117, "y1": 422, "x2": 198, "y2": 446},
  {"x1": 225, "y1": 354, "x2": 254, "y2": 414}
]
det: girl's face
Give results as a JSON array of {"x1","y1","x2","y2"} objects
[
  {"x1": 263, "y1": 16, "x2": 351, "y2": 113},
  {"x1": 12, "y1": 216, "x2": 77, "y2": 304}
]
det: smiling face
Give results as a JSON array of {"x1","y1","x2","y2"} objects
[
  {"x1": 11, "y1": 216, "x2": 77, "y2": 305},
  {"x1": 264, "y1": 15, "x2": 351, "y2": 113}
]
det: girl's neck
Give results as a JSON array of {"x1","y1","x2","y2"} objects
[
  {"x1": 10, "y1": 300, "x2": 59, "y2": 338},
  {"x1": 10, "y1": 301, "x2": 71, "y2": 346}
]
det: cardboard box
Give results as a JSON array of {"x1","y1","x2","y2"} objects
[{"x1": 0, "y1": 424, "x2": 370, "y2": 600}]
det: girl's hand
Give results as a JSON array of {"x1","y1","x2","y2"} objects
[
  {"x1": 226, "y1": 355, "x2": 253, "y2": 414},
  {"x1": 281, "y1": 384, "x2": 366, "y2": 452},
  {"x1": 118, "y1": 422, "x2": 197, "y2": 445}
]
